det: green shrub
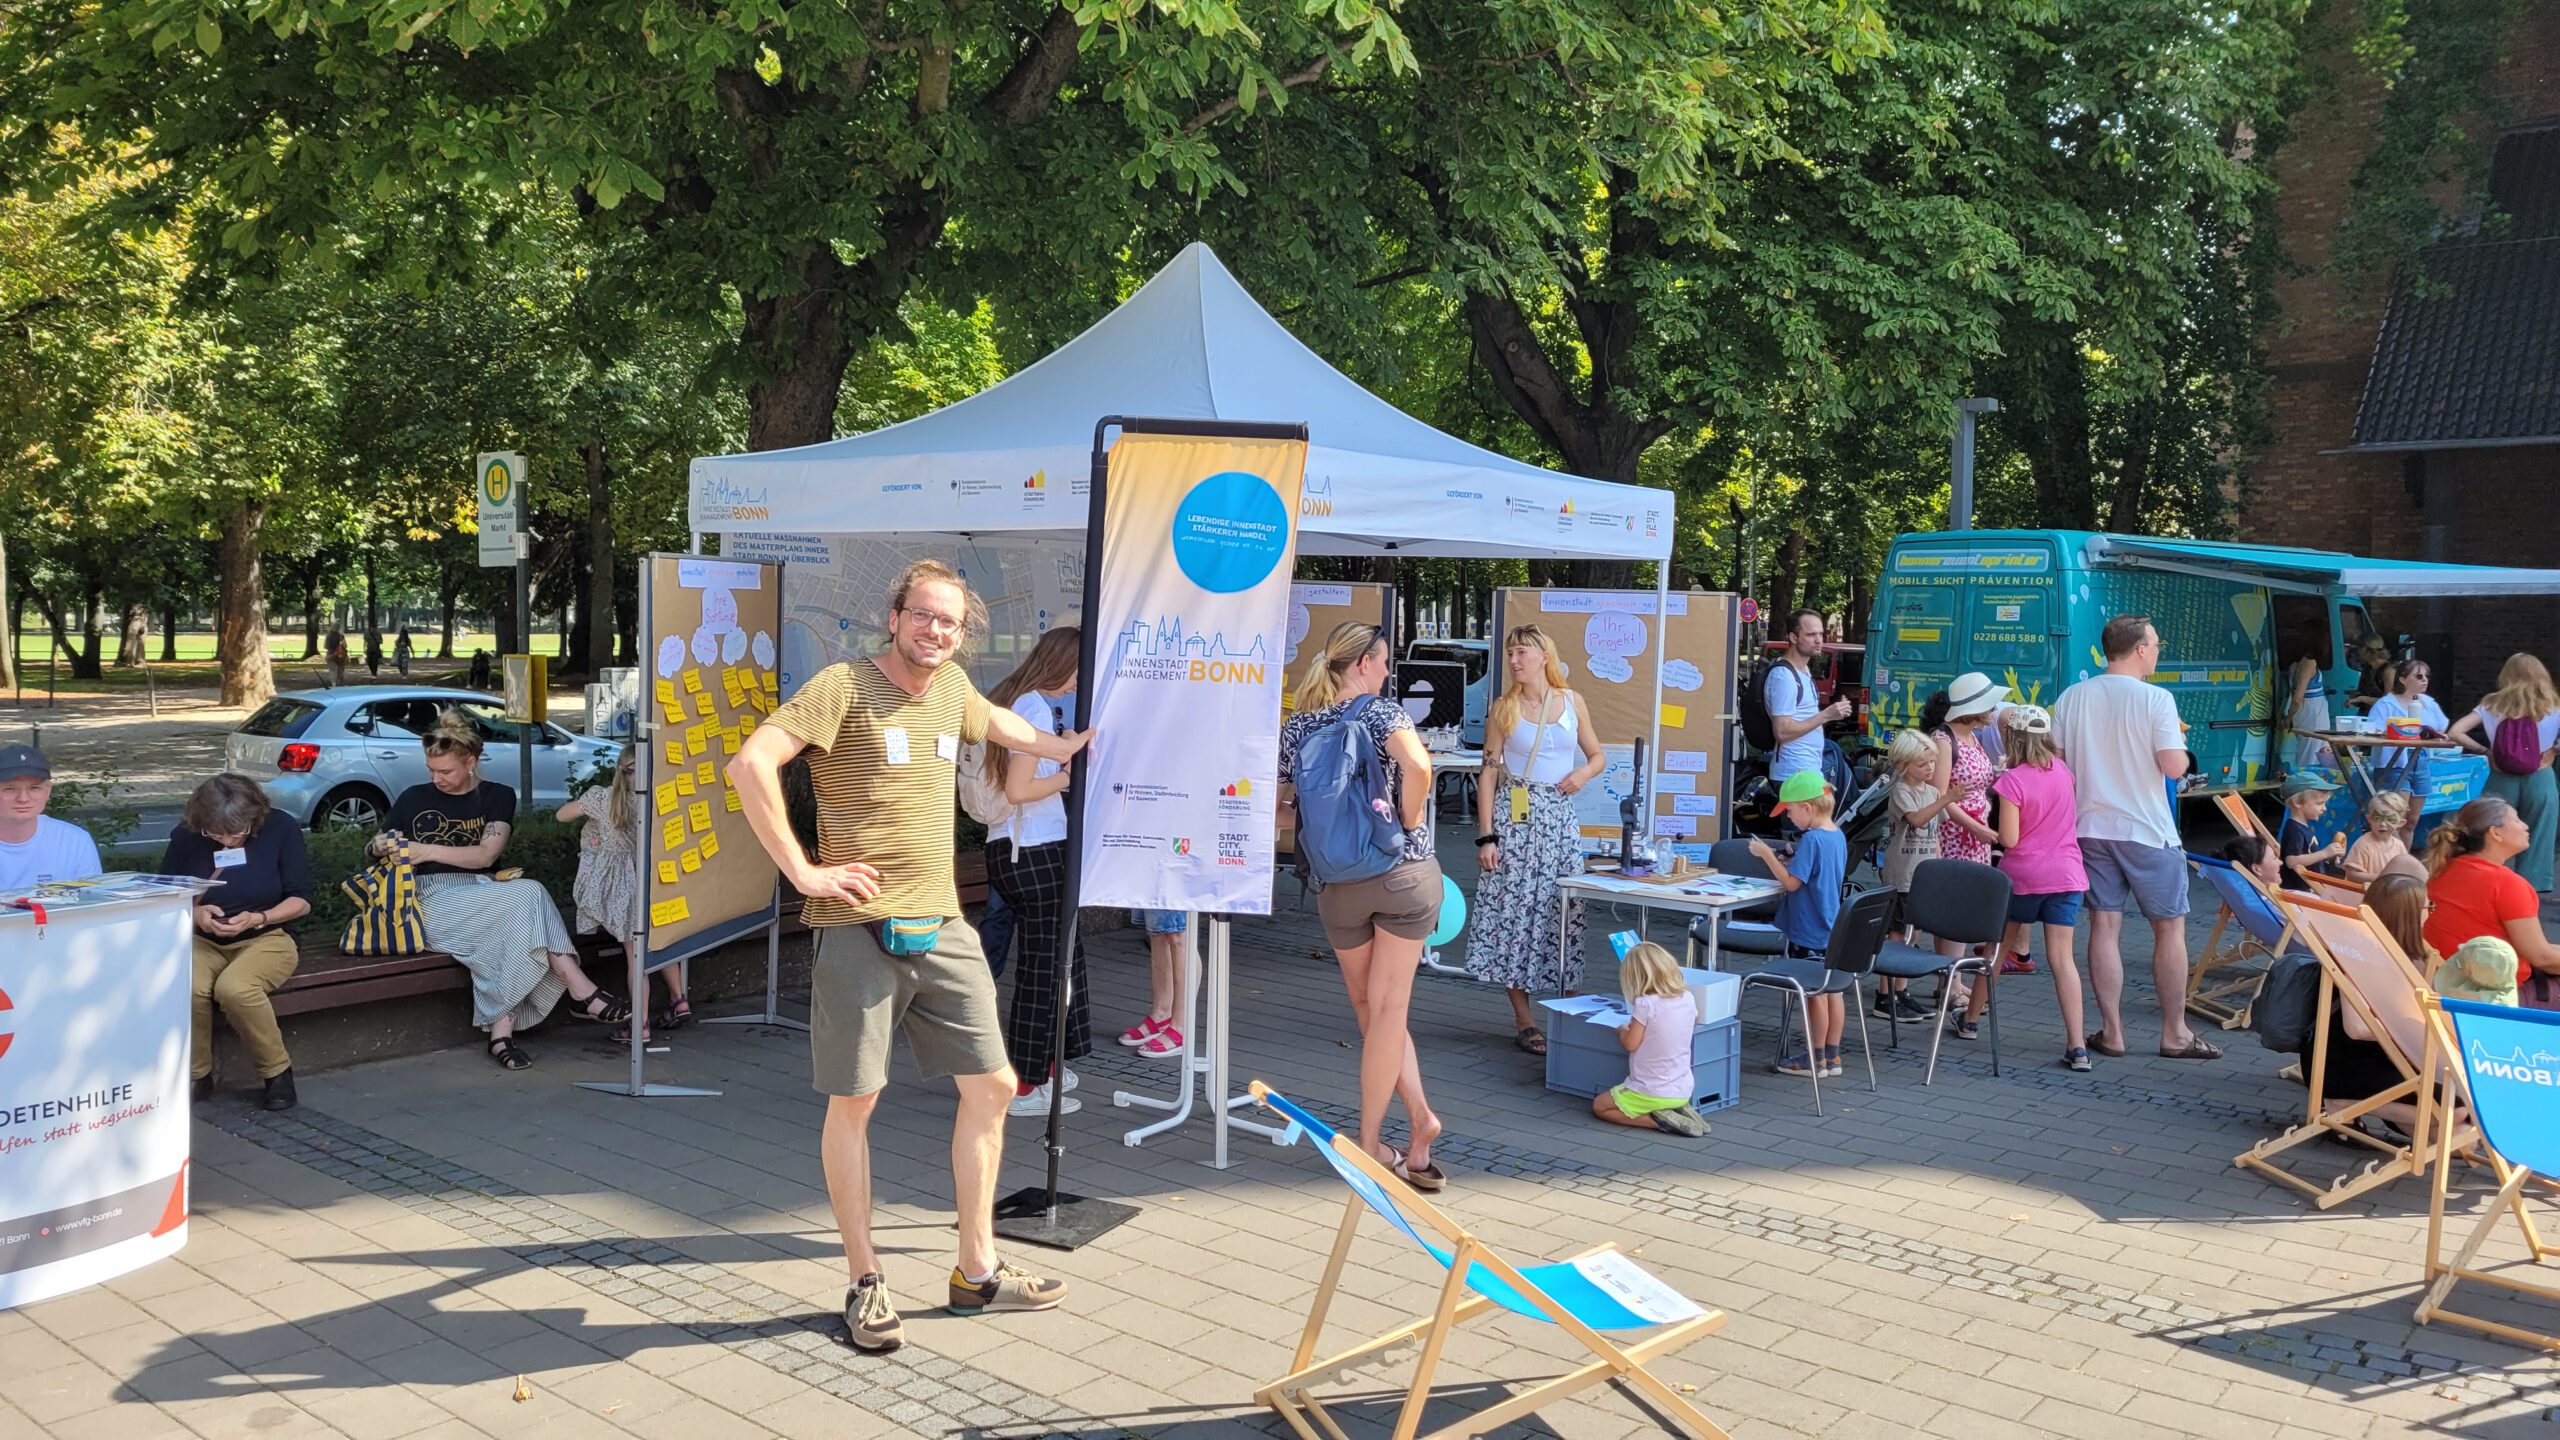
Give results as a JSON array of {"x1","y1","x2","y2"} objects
[{"x1": 304, "y1": 813, "x2": 587, "y2": 940}]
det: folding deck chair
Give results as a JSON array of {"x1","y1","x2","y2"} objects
[
  {"x1": 1248, "y1": 1082, "x2": 1733, "y2": 1440},
  {"x1": 2232, "y1": 891, "x2": 2480, "y2": 1209},
  {"x1": 2214, "y1": 791, "x2": 2363, "y2": 903},
  {"x1": 2415, "y1": 995, "x2": 2560, "y2": 1350},
  {"x1": 2184, "y1": 853, "x2": 2311, "y2": 1030}
]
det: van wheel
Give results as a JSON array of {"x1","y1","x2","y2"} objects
[{"x1": 315, "y1": 785, "x2": 388, "y2": 832}]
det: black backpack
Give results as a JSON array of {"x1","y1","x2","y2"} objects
[{"x1": 1739, "y1": 658, "x2": 1803, "y2": 753}]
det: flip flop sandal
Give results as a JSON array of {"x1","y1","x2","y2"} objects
[
  {"x1": 486, "y1": 1038, "x2": 533, "y2": 1071},
  {"x1": 1515, "y1": 1026, "x2": 1548, "y2": 1056},
  {"x1": 1392, "y1": 1150, "x2": 1449, "y2": 1193},
  {"x1": 2158, "y1": 1036, "x2": 2224, "y2": 1060},
  {"x1": 2085, "y1": 1032, "x2": 2128, "y2": 1058}
]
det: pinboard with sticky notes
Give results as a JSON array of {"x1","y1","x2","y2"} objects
[
  {"x1": 638, "y1": 554, "x2": 783, "y2": 963},
  {"x1": 1491, "y1": 587, "x2": 1739, "y2": 856}
]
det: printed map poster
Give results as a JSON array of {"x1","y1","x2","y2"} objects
[{"x1": 1080, "y1": 429, "x2": 1307, "y2": 914}]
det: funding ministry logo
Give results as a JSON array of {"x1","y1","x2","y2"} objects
[{"x1": 0, "y1": 982, "x2": 14, "y2": 1063}]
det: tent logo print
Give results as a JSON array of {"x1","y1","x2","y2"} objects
[
  {"x1": 1301, "y1": 478, "x2": 1333, "y2": 518},
  {"x1": 1219, "y1": 778, "x2": 1253, "y2": 797},
  {"x1": 1171, "y1": 838, "x2": 1193, "y2": 855},
  {"x1": 1024, "y1": 471, "x2": 1046, "y2": 489}
]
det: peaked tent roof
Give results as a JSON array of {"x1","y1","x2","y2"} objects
[{"x1": 689, "y1": 244, "x2": 1674, "y2": 560}]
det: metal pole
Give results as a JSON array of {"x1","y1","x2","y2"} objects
[
  {"x1": 1950, "y1": 397, "x2": 2000, "y2": 532},
  {"x1": 516, "y1": 476, "x2": 534, "y2": 803}
]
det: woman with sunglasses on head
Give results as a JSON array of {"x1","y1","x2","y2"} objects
[
  {"x1": 1278, "y1": 622, "x2": 1445, "y2": 1191},
  {"x1": 2365, "y1": 657, "x2": 2448, "y2": 847}
]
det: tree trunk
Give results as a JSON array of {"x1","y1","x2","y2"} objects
[
  {"x1": 159, "y1": 601, "x2": 180, "y2": 662},
  {"x1": 2107, "y1": 401, "x2": 2156, "y2": 532},
  {"x1": 301, "y1": 566, "x2": 324, "y2": 659},
  {"x1": 742, "y1": 251, "x2": 857, "y2": 451},
  {"x1": 363, "y1": 554, "x2": 381, "y2": 660},
  {"x1": 1772, "y1": 529, "x2": 1807, "y2": 626},
  {"x1": 75, "y1": 582, "x2": 104, "y2": 679},
  {"x1": 217, "y1": 500, "x2": 276, "y2": 707},
  {"x1": 0, "y1": 529, "x2": 14, "y2": 692},
  {"x1": 1844, "y1": 566, "x2": 1872, "y2": 644},
  {"x1": 438, "y1": 570, "x2": 462, "y2": 659},
  {"x1": 113, "y1": 600, "x2": 148, "y2": 668}
]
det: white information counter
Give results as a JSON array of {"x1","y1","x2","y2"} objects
[{"x1": 0, "y1": 877, "x2": 200, "y2": 1309}]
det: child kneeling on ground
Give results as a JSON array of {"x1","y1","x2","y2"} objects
[
  {"x1": 1748, "y1": 771, "x2": 1847, "y2": 1078},
  {"x1": 1591, "y1": 941, "x2": 1711, "y2": 1138}
]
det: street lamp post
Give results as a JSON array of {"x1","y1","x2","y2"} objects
[{"x1": 1950, "y1": 397, "x2": 2000, "y2": 532}]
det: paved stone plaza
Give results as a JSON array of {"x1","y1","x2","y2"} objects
[{"x1": 10, "y1": 891, "x2": 2560, "y2": 1439}]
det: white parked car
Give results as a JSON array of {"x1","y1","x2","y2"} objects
[{"x1": 226, "y1": 687, "x2": 621, "y2": 831}]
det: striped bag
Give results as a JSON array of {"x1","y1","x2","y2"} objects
[{"x1": 340, "y1": 840, "x2": 430, "y2": 955}]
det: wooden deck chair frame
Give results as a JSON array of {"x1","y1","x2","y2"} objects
[
  {"x1": 1246, "y1": 1082, "x2": 1733, "y2": 1440},
  {"x1": 2414, "y1": 995, "x2": 2560, "y2": 1350},
  {"x1": 2232, "y1": 891, "x2": 2478, "y2": 1209},
  {"x1": 2185, "y1": 853, "x2": 2302, "y2": 1030},
  {"x1": 2212, "y1": 791, "x2": 2364, "y2": 901}
]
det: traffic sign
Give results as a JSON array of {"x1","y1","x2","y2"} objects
[{"x1": 476, "y1": 452, "x2": 523, "y2": 567}]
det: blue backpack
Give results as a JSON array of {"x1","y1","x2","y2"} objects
[{"x1": 1292, "y1": 695, "x2": 1407, "y2": 886}]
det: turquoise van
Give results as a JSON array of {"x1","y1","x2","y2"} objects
[{"x1": 1863, "y1": 531, "x2": 2558, "y2": 803}]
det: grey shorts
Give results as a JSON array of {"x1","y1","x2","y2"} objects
[
  {"x1": 1315, "y1": 857, "x2": 1444, "y2": 951},
  {"x1": 2081, "y1": 839, "x2": 2191, "y2": 920},
  {"x1": 809, "y1": 919, "x2": 1010, "y2": 1096}
]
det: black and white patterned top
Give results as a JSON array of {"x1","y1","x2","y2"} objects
[{"x1": 1279, "y1": 696, "x2": 1434, "y2": 863}]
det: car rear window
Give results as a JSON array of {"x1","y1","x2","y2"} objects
[{"x1": 238, "y1": 699, "x2": 322, "y2": 739}]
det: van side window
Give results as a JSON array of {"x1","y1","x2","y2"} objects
[
  {"x1": 1971, "y1": 589, "x2": 2050, "y2": 669},
  {"x1": 1883, "y1": 585, "x2": 1958, "y2": 664}
]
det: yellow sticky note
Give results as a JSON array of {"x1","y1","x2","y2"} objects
[
  {"x1": 1660, "y1": 703, "x2": 1688, "y2": 729},
  {"x1": 649, "y1": 896, "x2": 689, "y2": 927},
  {"x1": 697, "y1": 831, "x2": 719, "y2": 859},
  {"x1": 695, "y1": 760, "x2": 716, "y2": 788},
  {"x1": 688, "y1": 800, "x2": 714, "y2": 831},
  {"x1": 762, "y1": 672, "x2": 778, "y2": 693},
  {"x1": 682, "y1": 668, "x2": 704, "y2": 693},
  {"x1": 724, "y1": 788, "x2": 743, "y2": 813},
  {"x1": 654, "y1": 784, "x2": 677, "y2": 815},
  {"x1": 654, "y1": 678, "x2": 676, "y2": 703},
  {"x1": 740, "y1": 713, "x2": 759, "y2": 734},
  {"x1": 662, "y1": 702, "x2": 686, "y2": 726},
  {"x1": 663, "y1": 739, "x2": 684, "y2": 767},
  {"x1": 675, "y1": 774, "x2": 695, "y2": 797},
  {"x1": 662, "y1": 817, "x2": 684, "y2": 850},
  {"x1": 686, "y1": 727, "x2": 708, "y2": 756},
  {"x1": 679, "y1": 848, "x2": 702, "y2": 874},
  {"x1": 657, "y1": 860, "x2": 679, "y2": 886},
  {"x1": 693, "y1": 692, "x2": 717, "y2": 718}
]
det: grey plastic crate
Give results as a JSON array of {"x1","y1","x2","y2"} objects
[{"x1": 1544, "y1": 1012, "x2": 1743, "y2": 1113}]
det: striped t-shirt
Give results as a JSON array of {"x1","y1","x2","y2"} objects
[{"x1": 768, "y1": 659, "x2": 990, "y2": 926}]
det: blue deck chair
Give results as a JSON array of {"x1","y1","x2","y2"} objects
[
  {"x1": 1247, "y1": 1082, "x2": 1734, "y2": 1440},
  {"x1": 2185, "y1": 854, "x2": 2313, "y2": 1030},
  {"x1": 2417, "y1": 996, "x2": 2560, "y2": 1349}
]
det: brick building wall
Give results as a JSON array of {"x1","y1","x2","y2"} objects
[{"x1": 2244, "y1": 2, "x2": 2560, "y2": 698}]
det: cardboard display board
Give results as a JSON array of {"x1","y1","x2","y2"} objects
[
  {"x1": 1282, "y1": 581, "x2": 1390, "y2": 708},
  {"x1": 638, "y1": 554, "x2": 783, "y2": 961},
  {"x1": 1492, "y1": 588, "x2": 1739, "y2": 857}
]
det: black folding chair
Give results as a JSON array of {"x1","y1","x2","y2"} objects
[
  {"x1": 1735, "y1": 887, "x2": 1895, "y2": 1114},
  {"x1": 1689, "y1": 838, "x2": 1789, "y2": 964},
  {"x1": 1870, "y1": 859, "x2": 2013, "y2": 1083}
]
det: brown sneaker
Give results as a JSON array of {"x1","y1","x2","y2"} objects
[
  {"x1": 843, "y1": 1272, "x2": 904, "y2": 1352},
  {"x1": 945, "y1": 1259, "x2": 1067, "y2": 1316}
]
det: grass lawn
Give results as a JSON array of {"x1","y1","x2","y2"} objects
[{"x1": 6, "y1": 631, "x2": 578, "y2": 694}]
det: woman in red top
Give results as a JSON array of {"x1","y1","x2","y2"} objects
[{"x1": 2424, "y1": 797, "x2": 2560, "y2": 1006}]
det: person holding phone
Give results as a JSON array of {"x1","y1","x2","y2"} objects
[{"x1": 163, "y1": 774, "x2": 311, "y2": 1110}]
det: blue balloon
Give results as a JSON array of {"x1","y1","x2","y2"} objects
[{"x1": 1426, "y1": 875, "x2": 1467, "y2": 947}]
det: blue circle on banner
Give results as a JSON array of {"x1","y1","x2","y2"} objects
[
  {"x1": 1170, "y1": 472, "x2": 1289, "y2": 594},
  {"x1": 1426, "y1": 875, "x2": 1467, "y2": 947}
]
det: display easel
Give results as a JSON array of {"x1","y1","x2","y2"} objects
[{"x1": 1114, "y1": 914, "x2": 1301, "y2": 1163}]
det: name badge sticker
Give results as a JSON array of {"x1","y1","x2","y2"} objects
[
  {"x1": 883, "y1": 727, "x2": 911, "y2": 765},
  {"x1": 213, "y1": 847, "x2": 249, "y2": 870},
  {"x1": 935, "y1": 732, "x2": 959, "y2": 763}
]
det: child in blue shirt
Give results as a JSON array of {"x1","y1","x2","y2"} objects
[{"x1": 1747, "y1": 771, "x2": 1846, "y2": 1077}]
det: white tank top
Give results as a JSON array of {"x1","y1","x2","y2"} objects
[{"x1": 1500, "y1": 697, "x2": 1581, "y2": 785}]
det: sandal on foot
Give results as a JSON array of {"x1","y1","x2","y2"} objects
[
  {"x1": 2158, "y1": 1036, "x2": 2224, "y2": 1060},
  {"x1": 487, "y1": 1038, "x2": 533, "y2": 1071},
  {"x1": 611, "y1": 1022, "x2": 654, "y2": 1045},
  {"x1": 657, "y1": 1000, "x2": 694, "y2": 1032},
  {"x1": 2085, "y1": 1031, "x2": 2128, "y2": 1058},
  {"x1": 1515, "y1": 1026, "x2": 1548, "y2": 1056},
  {"x1": 1390, "y1": 1149, "x2": 1448, "y2": 1193},
  {"x1": 2061, "y1": 1048, "x2": 2093, "y2": 1073},
  {"x1": 572, "y1": 987, "x2": 633, "y2": 1025}
]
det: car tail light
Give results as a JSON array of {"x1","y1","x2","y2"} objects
[{"x1": 278, "y1": 743, "x2": 320, "y2": 773}]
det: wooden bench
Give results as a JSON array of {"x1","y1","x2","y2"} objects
[{"x1": 272, "y1": 853, "x2": 987, "y2": 1016}]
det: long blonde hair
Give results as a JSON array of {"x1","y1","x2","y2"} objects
[
  {"x1": 984, "y1": 627, "x2": 1081, "y2": 791},
  {"x1": 2481, "y1": 653, "x2": 2560, "y2": 720},
  {"x1": 1293, "y1": 622, "x2": 1385, "y2": 712},
  {"x1": 602, "y1": 743, "x2": 636, "y2": 830},
  {"x1": 1999, "y1": 712, "x2": 2062, "y2": 770},
  {"x1": 1487, "y1": 625, "x2": 1569, "y2": 743},
  {"x1": 1620, "y1": 941, "x2": 1687, "y2": 1001}
]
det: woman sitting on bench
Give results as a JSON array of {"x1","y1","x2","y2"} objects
[{"x1": 376, "y1": 711, "x2": 630, "y2": 1070}]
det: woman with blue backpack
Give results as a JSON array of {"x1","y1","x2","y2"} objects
[{"x1": 1278, "y1": 621, "x2": 1447, "y2": 1191}]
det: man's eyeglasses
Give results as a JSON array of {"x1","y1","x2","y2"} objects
[{"x1": 898, "y1": 607, "x2": 967, "y2": 635}]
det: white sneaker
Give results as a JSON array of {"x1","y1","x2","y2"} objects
[
  {"x1": 1060, "y1": 1066, "x2": 1079, "y2": 1094},
  {"x1": 1008, "y1": 1082, "x2": 1080, "y2": 1118}
]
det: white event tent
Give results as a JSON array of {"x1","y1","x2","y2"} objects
[{"x1": 688, "y1": 242, "x2": 1675, "y2": 561}]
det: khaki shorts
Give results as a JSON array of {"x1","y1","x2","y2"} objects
[
  {"x1": 809, "y1": 919, "x2": 1010, "y2": 1096},
  {"x1": 1315, "y1": 857, "x2": 1444, "y2": 951}
]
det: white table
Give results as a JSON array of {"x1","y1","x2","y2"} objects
[
  {"x1": 1425, "y1": 749, "x2": 1483, "y2": 813},
  {"x1": 1556, "y1": 872, "x2": 1787, "y2": 973},
  {"x1": 0, "y1": 875, "x2": 206, "y2": 1308}
]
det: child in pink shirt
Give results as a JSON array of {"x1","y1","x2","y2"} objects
[
  {"x1": 1979, "y1": 705, "x2": 2093, "y2": 1070},
  {"x1": 1591, "y1": 942, "x2": 1710, "y2": 1137}
]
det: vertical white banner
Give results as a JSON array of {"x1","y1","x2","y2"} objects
[{"x1": 1080, "y1": 430, "x2": 1308, "y2": 915}]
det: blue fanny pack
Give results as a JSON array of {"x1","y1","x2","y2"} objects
[{"x1": 878, "y1": 917, "x2": 943, "y2": 956}]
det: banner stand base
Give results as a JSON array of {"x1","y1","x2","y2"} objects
[
  {"x1": 705, "y1": 919, "x2": 810, "y2": 1031},
  {"x1": 991, "y1": 1188, "x2": 1142, "y2": 1251},
  {"x1": 576, "y1": 1081, "x2": 722, "y2": 1099}
]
